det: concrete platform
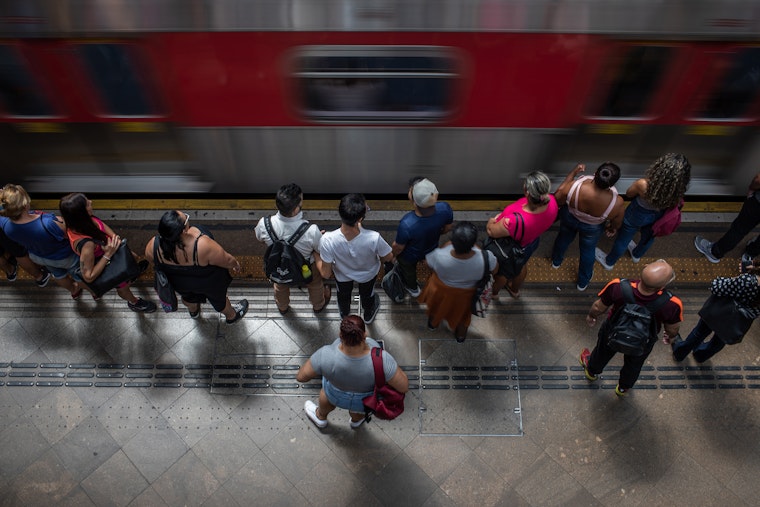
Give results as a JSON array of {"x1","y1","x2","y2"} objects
[{"x1": 1, "y1": 212, "x2": 760, "y2": 506}]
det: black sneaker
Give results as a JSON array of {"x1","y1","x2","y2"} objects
[
  {"x1": 363, "y1": 294, "x2": 380, "y2": 324},
  {"x1": 128, "y1": 298, "x2": 157, "y2": 313},
  {"x1": 226, "y1": 299, "x2": 249, "y2": 324},
  {"x1": 6, "y1": 256, "x2": 18, "y2": 282},
  {"x1": 35, "y1": 269, "x2": 51, "y2": 288}
]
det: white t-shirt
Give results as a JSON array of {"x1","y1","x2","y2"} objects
[
  {"x1": 319, "y1": 227, "x2": 392, "y2": 283},
  {"x1": 254, "y1": 212, "x2": 322, "y2": 263},
  {"x1": 425, "y1": 245, "x2": 497, "y2": 288}
]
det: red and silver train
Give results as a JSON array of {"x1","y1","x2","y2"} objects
[{"x1": 1, "y1": 0, "x2": 759, "y2": 195}]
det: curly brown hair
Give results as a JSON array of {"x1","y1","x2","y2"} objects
[
  {"x1": 339, "y1": 315, "x2": 366, "y2": 346},
  {"x1": 644, "y1": 153, "x2": 691, "y2": 209}
]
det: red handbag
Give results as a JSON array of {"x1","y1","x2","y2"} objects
[
  {"x1": 651, "y1": 199, "x2": 683, "y2": 237},
  {"x1": 362, "y1": 347, "x2": 405, "y2": 422}
]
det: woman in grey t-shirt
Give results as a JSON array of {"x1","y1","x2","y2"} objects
[{"x1": 296, "y1": 315, "x2": 409, "y2": 429}]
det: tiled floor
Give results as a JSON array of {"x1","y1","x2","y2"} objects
[{"x1": 1, "y1": 278, "x2": 760, "y2": 507}]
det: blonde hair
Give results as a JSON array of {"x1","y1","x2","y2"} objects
[
  {"x1": 0, "y1": 184, "x2": 31, "y2": 220},
  {"x1": 644, "y1": 153, "x2": 691, "y2": 209},
  {"x1": 524, "y1": 171, "x2": 551, "y2": 206}
]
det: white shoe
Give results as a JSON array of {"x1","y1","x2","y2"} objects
[
  {"x1": 577, "y1": 284, "x2": 588, "y2": 292},
  {"x1": 627, "y1": 241, "x2": 641, "y2": 263},
  {"x1": 304, "y1": 400, "x2": 328, "y2": 428},
  {"x1": 350, "y1": 417, "x2": 366, "y2": 429},
  {"x1": 594, "y1": 248, "x2": 614, "y2": 270}
]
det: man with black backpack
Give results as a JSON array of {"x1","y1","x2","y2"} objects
[
  {"x1": 254, "y1": 183, "x2": 330, "y2": 315},
  {"x1": 580, "y1": 259, "x2": 683, "y2": 397}
]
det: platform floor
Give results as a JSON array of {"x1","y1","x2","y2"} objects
[{"x1": 1, "y1": 213, "x2": 760, "y2": 506}]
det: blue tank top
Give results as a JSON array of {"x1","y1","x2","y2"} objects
[{"x1": 2, "y1": 213, "x2": 73, "y2": 260}]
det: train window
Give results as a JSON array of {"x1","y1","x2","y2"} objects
[
  {"x1": 0, "y1": 45, "x2": 56, "y2": 117},
  {"x1": 587, "y1": 46, "x2": 673, "y2": 118},
  {"x1": 293, "y1": 47, "x2": 458, "y2": 122},
  {"x1": 75, "y1": 43, "x2": 161, "y2": 117},
  {"x1": 696, "y1": 48, "x2": 760, "y2": 119}
]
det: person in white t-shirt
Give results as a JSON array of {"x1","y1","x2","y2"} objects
[
  {"x1": 318, "y1": 194, "x2": 394, "y2": 323},
  {"x1": 254, "y1": 183, "x2": 330, "y2": 315}
]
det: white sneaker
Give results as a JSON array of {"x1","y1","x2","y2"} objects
[
  {"x1": 405, "y1": 284, "x2": 421, "y2": 298},
  {"x1": 627, "y1": 241, "x2": 641, "y2": 263},
  {"x1": 304, "y1": 400, "x2": 328, "y2": 428},
  {"x1": 694, "y1": 236, "x2": 720, "y2": 263},
  {"x1": 594, "y1": 248, "x2": 614, "y2": 270},
  {"x1": 577, "y1": 284, "x2": 588, "y2": 292},
  {"x1": 350, "y1": 417, "x2": 366, "y2": 429}
]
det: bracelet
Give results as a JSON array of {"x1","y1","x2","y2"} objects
[{"x1": 103, "y1": 256, "x2": 111, "y2": 265}]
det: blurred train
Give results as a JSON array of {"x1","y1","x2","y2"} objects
[{"x1": 1, "y1": 0, "x2": 760, "y2": 196}]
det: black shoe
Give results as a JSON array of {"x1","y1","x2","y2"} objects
[
  {"x1": 226, "y1": 299, "x2": 249, "y2": 324},
  {"x1": 671, "y1": 336, "x2": 688, "y2": 362},
  {"x1": 278, "y1": 306, "x2": 290, "y2": 315},
  {"x1": 363, "y1": 294, "x2": 380, "y2": 324},
  {"x1": 6, "y1": 256, "x2": 18, "y2": 282},
  {"x1": 36, "y1": 269, "x2": 51, "y2": 288},
  {"x1": 128, "y1": 298, "x2": 157, "y2": 313}
]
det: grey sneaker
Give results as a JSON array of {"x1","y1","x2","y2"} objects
[
  {"x1": 226, "y1": 299, "x2": 249, "y2": 324},
  {"x1": 627, "y1": 241, "x2": 641, "y2": 263},
  {"x1": 694, "y1": 236, "x2": 720, "y2": 263},
  {"x1": 405, "y1": 283, "x2": 421, "y2": 298},
  {"x1": 594, "y1": 248, "x2": 614, "y2": 270}
]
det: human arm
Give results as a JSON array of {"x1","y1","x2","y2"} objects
[
  {"x1": 749, "y1": 173, "x2": 760, "y2": 194},
  {"x1": 604, "y1": 195, "x2": 626, "y2": 237},
  {"x1": 486, "y1": 215, "x2": 511, "y2": 238},
  {"x1": 586, "y1": 298, "x2": 611, "y2": 327},
  {"x1": 386, "y1": 367, "x2": 409, "y2": 394},
  {"x1": 144, "y1": 238, "x2": 155, "y2": 265},
  {"x1": 78, "y1": 235, "x2": 121, "y2": 283},
  {"x1": 391, "y1": 241, "x2": 406, "y2": 257},
  {"x1": 198, "y1": 236, "x2": 241, "y2": 272},
  {"x1": 554, "y1": 163, "x2": 585, "y2": 206},
  {"x1": 296, "y1": 358, "x2": 319, "y2": 383},
  {"x1": 625, "y1": 178, "x2": 647, "y2": 199}
]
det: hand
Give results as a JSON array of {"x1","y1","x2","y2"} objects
[
  {"x1": 605, "y1": 228, "x2": 617, "y2": 238},
  {"x1": 586, "y1": 314, "x2": 597, "y2": 327},
  {"x1": 103, "y1": 235, "x2": 121, "y2": 257},
  {"x1": 662, "y1": 332, "x2": 674, "y2": 345},
  {"x1": 231, "y1": 261, "x2": 241, "y2": 273},
  {"x1": 573, "y1": 163, "x2": 585, "y2": 175}
]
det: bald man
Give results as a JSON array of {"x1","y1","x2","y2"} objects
[{"x1": 579, "y1": 259, "x2": 683, "y2": 396}]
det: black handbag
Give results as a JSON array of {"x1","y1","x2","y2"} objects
[
  {"x1": 152, "y1": 236, "x2": 179, "y2": 312},
  {"x1": 88, "y1": 239, "x2": 142, "y2": 298},
  {"x1": 483, "y1": 212, "x2": 526, "y2": 279},
  {"x1": 698, "y1": 293, "x2": 756, "y2": 345}
]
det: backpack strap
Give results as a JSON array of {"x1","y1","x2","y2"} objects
[
  {"x1": 621, "y1": 278, "x2": 672, "y2": 313},
  {"x1": 287, "y1": 222, "x2": 311, "y2": 247},
  {"x1": 370, "y1": 347, "x2": 384, "y2": 390},
  {"x1": 263, "y1": 216, "x2": 279, "y2": 242}
]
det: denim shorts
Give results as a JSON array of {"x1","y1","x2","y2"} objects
[
  {"x1": 323, "y1": 378, "x2": 374, "y2": 413},
  {"x1": 28, "y1": 252, "x2": 81, "y2": 280}
]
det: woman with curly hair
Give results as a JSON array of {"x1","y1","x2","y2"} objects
[{"x1": 596, "y1": 153, "x2": 690, "y2": 269}]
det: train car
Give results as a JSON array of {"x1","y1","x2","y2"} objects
[{"x1": 0, "y1": 0, "x2": 759, "y2": 196}]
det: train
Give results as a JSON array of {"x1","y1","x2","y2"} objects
[{"x1": 1, "y1": 0, "x2": 760, "y2": 196}]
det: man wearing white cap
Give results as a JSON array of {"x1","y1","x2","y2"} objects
[{"x1": 391, "y1": 177, "x2": 454, "y2": 297}]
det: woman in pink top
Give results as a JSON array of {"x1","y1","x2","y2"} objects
[{"x1": 486, "y1": 171, "x2": 558, "y2": 298}]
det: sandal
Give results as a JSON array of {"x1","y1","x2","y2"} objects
[
  {"x1": 189, "y1": 307, "x2": 201, "y2": 319},
  {"x1": 506, "y1": 285, "x2": 520, "y2": 299},
  {"x1": 71, "y1": 286, "x2": 83, "y2": 300}
]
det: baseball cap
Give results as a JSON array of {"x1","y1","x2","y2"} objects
[{"x1": 412, "y1": 178, "x2": 438, "y2": 208}]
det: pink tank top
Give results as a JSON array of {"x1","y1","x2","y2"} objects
[{"x1": 567, "y1": 176, "x2": 618, "y2": 225}]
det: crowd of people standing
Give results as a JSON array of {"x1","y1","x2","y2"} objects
[{"x1": 1, "y1": 151, "x2": 759, "y2": 411}]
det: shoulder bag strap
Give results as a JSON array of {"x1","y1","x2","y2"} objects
[
  {"x1": 512, "y1": 212, "x2": 525, "y2": 243},
  {"x1": 480, "y1": 249, "x2": 490, "y2": 284},
  {"x1": 192, "y1": 232, "x2": 205, "y2": 266},
  {"x1": 264, "y1": 216, "x2": 279, "y2": 242},
  {"x1": 370, "y1": 347, "x2": 384, "y2": 389}
]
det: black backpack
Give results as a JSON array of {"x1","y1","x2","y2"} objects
[
  {"x1": 263, "y1": 217, "x2": 314, "y2": 286},
  {"x1": 605, "y1": 279, "x2": 672, "y2": 356}
]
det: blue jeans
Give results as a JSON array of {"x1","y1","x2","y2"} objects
[
  {"x1": 605, "y1": 198, "x2": 663, "y2": 266},
  {"x1": 672, "y1": 318, "x2": 726, "y2": 363},
  {"x1": 551, "y1": 206, "x2": 605, "y2": 288}
]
